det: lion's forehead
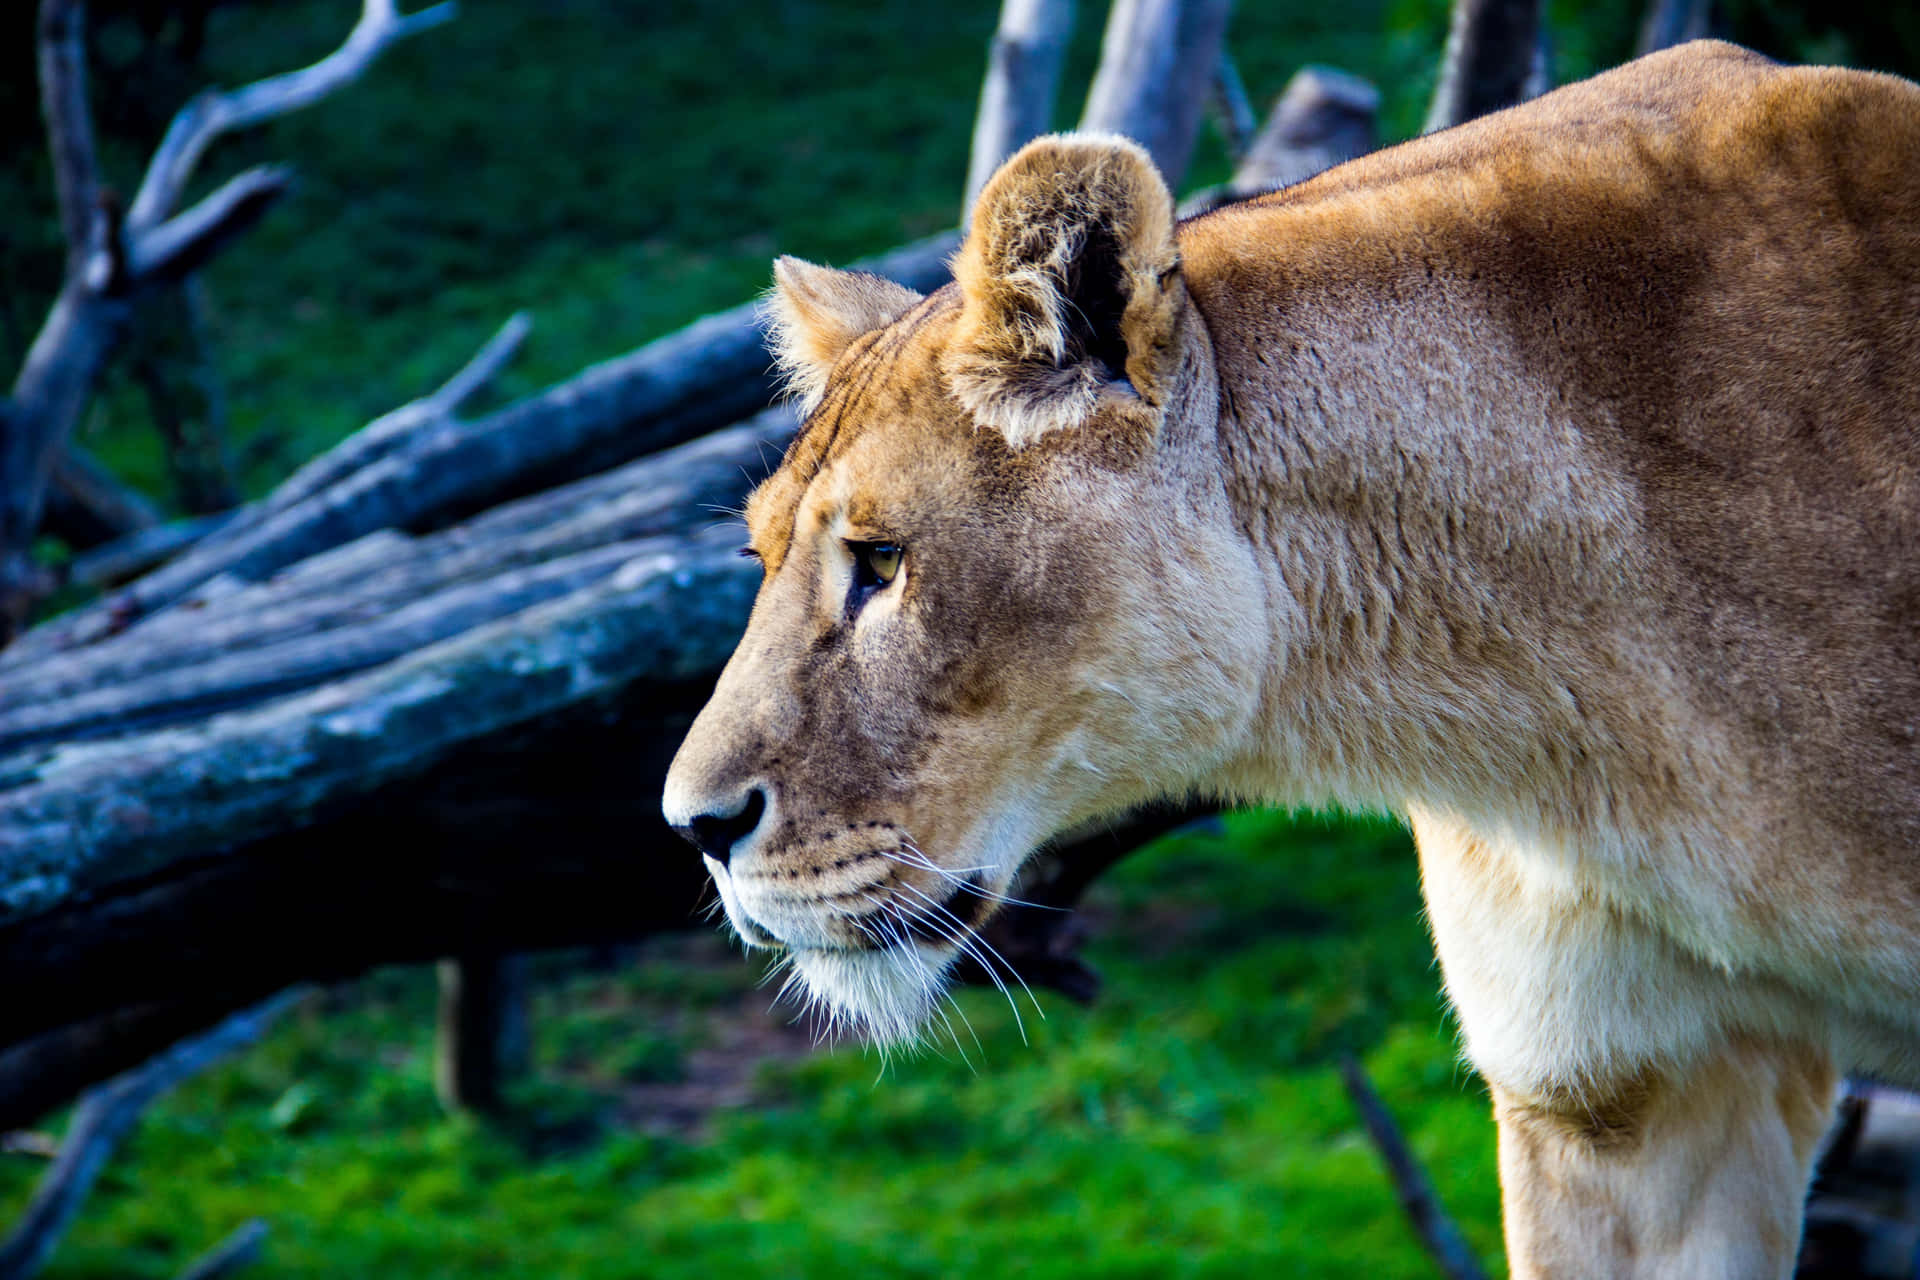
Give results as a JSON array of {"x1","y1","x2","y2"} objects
[{"x1": 746, "y1": 297, "x2": 994, "y2": 570}]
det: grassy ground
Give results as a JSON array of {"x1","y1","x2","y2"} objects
[
  {"x1": 4, "y1": 0, "x2": 1653, "y2": 504},
  {"x1": 0, "y1": 813, "x2": 1508, "y2": 1278}
]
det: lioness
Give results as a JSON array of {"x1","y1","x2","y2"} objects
[{"x1": 664, "y1": 40, "x2": 1920, "y2": 1276}]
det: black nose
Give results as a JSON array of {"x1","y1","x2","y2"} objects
[{"x1": 677, "y1": 788, "x2": 767, "y2": 867}]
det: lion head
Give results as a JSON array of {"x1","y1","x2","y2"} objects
[{"x1": 662, "y1": 135, "x2": 1267, "y2": 1042}]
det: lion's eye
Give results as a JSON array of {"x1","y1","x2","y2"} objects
[
  {"x1": 863, "y1": 543, "x2": 903, "y2": 585},
  {"x1": 846, "y1": 540, "x2": 904, "y2": 613}
]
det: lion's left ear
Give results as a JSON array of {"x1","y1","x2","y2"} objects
[
  {"x1": 765, "y1": 257, "x2": 925, "y2": 413},
  {"x1": 946, "y1": 133, "x2": 1184, "y2": 448}
]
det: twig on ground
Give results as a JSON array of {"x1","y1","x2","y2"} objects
[
  {"x1": 172, "y1": 1219, "x2": 268, "y2": 1280},
  {"x1": 1337, "y1": 1054, "x2": 1490, "y2": 1280},
  {"x1": 0, "y1": 990, "x2": 307, "y2": 1280}
]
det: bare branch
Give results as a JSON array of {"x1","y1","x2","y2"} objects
[
  {"x1": 1421, "y1": 0, "x2": 1544, "y2": 134},
  {"x1": 3, "y1": 1, "x2": 459, "y2": 644},
  {"x1": 1337, "y1": 1056, "x2": 1491, "y2": 1280},
  {"x1": 65, "y1": 511, "x2": 239, "y2": 590},
  {"x1": 128, "y1": 166, "x2": 293, "y2": 284},
  {"x1": 6, "y1": 232, "x2": 953, "y2": 663},
  {"x1": 127, "y1": 0, "x2": 458, "y2": 233},
  {"x1": 36, "y1": 0, "x2": 100, "y2": 270},
  {"x1": 1207, "y1": 52, "x2": 1258, "y2": 165},
  {"x1": 44, "y1": 447, "x2": 163, "y2": 549},
  {"x1": 420, "y1": 311, "x2": 532, "y2": 419},
  {"x1": 963, "y1": 0, "x2": 1076, "y2": 226},
  {"x1": 173, "y1": 1220, "x2": 267, "y2": 1280},
  {"x1": 0, "y1": 990, "x2": 305, "y2": 1280},
  {"x1": 1079, "y1": 0, "x2": 1235, "y2": 189},
  {"x1": 1636, "y1": 0, "x2": 1710, "y2": 56},
  {"x1": 260, "y1": 312, "x2": 532, "y2": 519}
]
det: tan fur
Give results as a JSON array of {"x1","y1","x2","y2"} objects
[
  {"x1": 666, "y1": 42, "x2": 1920, "y2": 1274},
  {"x1": 765, "y1": 256, "x2": 926, "y2": 414}
]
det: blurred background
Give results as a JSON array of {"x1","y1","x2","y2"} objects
[{"x1": 0, "y1": 1, "x2": 1915, "y2": 1276}]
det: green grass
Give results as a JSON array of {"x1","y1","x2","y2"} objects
[
  {"x1": 0, "y1": 813, "x2": 1506, "y2": 1278},
  {"x1": 4, "y1": 0, "x2": 1496, "y2": 505}
]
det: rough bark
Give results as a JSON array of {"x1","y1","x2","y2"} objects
[
  {"x1": 1421, "y1": 0, "x2": 1545, "y2": 134},
  {"x1": 1079, "y1": 0, "x2": 1235, "y2": 189},
  {"x1": 0, "y1": 409, "x2": 796, "y2": 736}
]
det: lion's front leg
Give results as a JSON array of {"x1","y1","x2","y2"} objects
[{"x1": 1491, "y1": 1036, "x2": 1836, "y2": 1279}]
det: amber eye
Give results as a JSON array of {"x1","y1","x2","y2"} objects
[
  {"x1": 845, "y1": 540, "x2": 904, "y2": 614},
  {"x1": 863, "y1": 542, "x2": 903, "y2": 585}
]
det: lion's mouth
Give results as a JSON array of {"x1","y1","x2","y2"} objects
[{"x1": 898, "y1": 870, "x2": 994, "y2": 944}]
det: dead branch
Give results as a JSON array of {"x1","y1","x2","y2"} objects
[
  {"x1": 0, "y1": 523, "x2": 758, "y2": 924},
  {"x1": 1079, "y1": 0, "x2": 1235, "y2": 189},
  {"x1": 173, "y1": 1220, "x2": 267, "y2": 1280},
  {"x1": 3, "y1": 0, "x2": 456, "y2": 642},
  {"x1": 0, "y1": 992, "x2": 269, "y2": 1133},
  {"x1": 1337, "y1": 1056, "x2": 1490, "y2": 1280},
  {"x1": 1636, "y1": 0, "x2": 1710, "y2": 56},
  {"x1": 1421, "y1": 0, "x2": 1544, "y2": 134},
  {"x1": 125, "y1": 165, "x2": 293, "y2": 285},
  {"x1": 1229, "y1": 66, "x2": 1378, "y2": 197},
  {"x1": 256, "y1": 311, "x2": 532, "y2": 520},
  {"x1": 124, "y1": 0, "x2": 456, "y2": 235},
  {"x1": 0, "y1": 990, "x2": 305, "y2": 1280},
  {"x1": 963, "y1": 0, "x2": 1077, "y2": 226},
  {"x1": 36, "y1": 0, "x2": 101, "y2": 275},
  {"x1": 957, "y1": 803, "x2": 1220, "y2": 1002},
  {"x1": 43, "y1": 447, "x2": 163, "y2": 550},
  {"x1": 0, "y1": 0, "x2": 1270, "y2": 1128},
  {"x1": 434, "y1": 953, "x2": 529, "y2": 1115},
  {"x1": 64, "y1": 511, "x2": 236, "y2": 590}
]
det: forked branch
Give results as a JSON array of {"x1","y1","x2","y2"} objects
[{"x1": 126, "y1": 0, "x2": 457, "y2": 233}]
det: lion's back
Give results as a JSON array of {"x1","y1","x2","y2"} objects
[{"x1": 1186, "y1": 41, "x2": 1920, "y2": 857}]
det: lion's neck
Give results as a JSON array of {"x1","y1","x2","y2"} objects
[{"x1": 1190, "y1": 265, "x2": 1700, "y2": 842}]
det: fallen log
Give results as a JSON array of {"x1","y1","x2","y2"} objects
[
  {"x1": 5, "y1": 233, "x2": 954, "y2": 664},
  {"x1": 0, "y1": 0, "x2": 1232, "y2": 1128}
]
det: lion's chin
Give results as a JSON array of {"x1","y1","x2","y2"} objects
[{"x1": 788, "y1": 942, "x2": 958, "y2": 1047}]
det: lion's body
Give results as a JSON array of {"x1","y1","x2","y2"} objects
[{"x1": 666, "y1": 42, "x2": 1920, "y2": 1276}]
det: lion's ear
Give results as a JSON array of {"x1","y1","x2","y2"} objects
[
  {"x1": 765, "y1": 257, "x2": 924, "y2": 413},
  {"x1": 946, "y1": 133, "x2": 1184, "y2": 448}
]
